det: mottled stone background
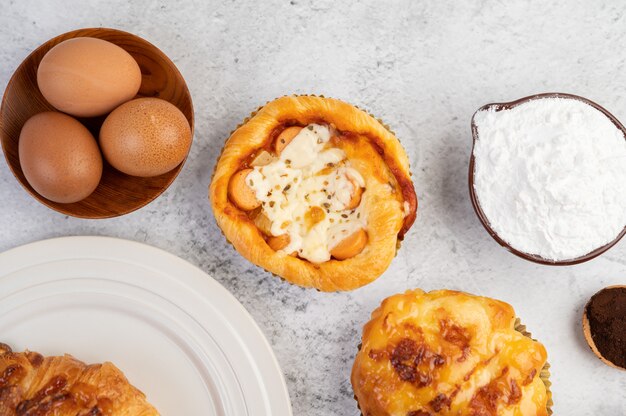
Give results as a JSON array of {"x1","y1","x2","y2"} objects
[{"x1": 1, "y1": 1, "x2": 625, "y2": 414}]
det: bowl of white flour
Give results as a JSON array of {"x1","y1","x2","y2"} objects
[{"x1": 469, "y1": 93, "x2": 626, "y2": 265}]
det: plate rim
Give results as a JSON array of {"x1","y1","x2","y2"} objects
[{"x1": 0, "y1": 235, "x2": 293, "y2": 416}]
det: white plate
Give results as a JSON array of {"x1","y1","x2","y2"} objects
[{"x1": 0, "y1": 236, "x2": 292, "y2": 416}]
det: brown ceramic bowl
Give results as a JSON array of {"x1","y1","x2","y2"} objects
[
  {"x1": 582, "y1": 285, "x2": 626, "y2": 371},
  {"x1": 469, "y1": 92, "x2": 626, "y2": 265},
  {"x1": 0, "y1": 28, "x2": 194, "y2": 218}
]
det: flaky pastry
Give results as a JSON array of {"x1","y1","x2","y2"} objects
[
  {"x1": 210, "y1": 95, "x2": 417, "y2": 291},
  {"x1": 0, "y1": 343, "x2": 159, "y2": 416},
  {"x1": 351, "y1": 290, "x2": 550, "y2": 416}
]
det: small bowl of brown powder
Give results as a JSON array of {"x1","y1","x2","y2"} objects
[{"x1": 582, "y1": 285, "x2": 626, "y2": 370}]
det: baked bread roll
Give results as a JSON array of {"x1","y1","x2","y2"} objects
[
  {"x1": 351, "y1": 289, "x2": 551, "y2": 415},
  {"x1": 210, "y1": 95, "x2": 417, "y2": 291},
  {"x1": 0, "y1": 343, "x2": 159, "y2": 415}
]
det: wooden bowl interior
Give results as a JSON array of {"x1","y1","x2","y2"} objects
[
  {"x1": 0, "y1": 28, "x2": 194, "y2": 218},
  {"x1": 468, "y1": 92, "x2": 626, "y2": 265}
]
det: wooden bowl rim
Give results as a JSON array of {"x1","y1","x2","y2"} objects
[
  {"x1": 468, "y1": 92, "x2": 626, "y2": 265},
  {"x1": 0, "y1": 27, "x2": 195, "y2": 219}
]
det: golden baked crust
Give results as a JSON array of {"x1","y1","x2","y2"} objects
[
  {"x1": 210, "y1": 95, "x2": 417, "y2": 291},
  {"x1": 351, "y1": 290, "x2": 549, "y2": 416},
  {"x1": 0, "y1": 344, "x2": 159, "y2": 415}
]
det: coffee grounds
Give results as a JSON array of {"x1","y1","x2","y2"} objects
[{"x1": 586, "y1": 287, "x2": 626, "y2": 369}]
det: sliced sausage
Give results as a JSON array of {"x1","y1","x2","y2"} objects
[
  {"x1": 330, "y1": 228, "x2": 368, "y2": 260},
  {"x1": 228, "y1": 168, "x2": 261, "y2": 211}
]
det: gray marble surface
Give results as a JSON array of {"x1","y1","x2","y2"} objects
[{"x1": 1, "y1": 1, "x2": 625, "y2": 414}]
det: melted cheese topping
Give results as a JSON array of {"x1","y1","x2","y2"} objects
[
  {"x1": 351, "y1": 290, "x2": 549, "y2": 416},
  {"x1": 247, "y1": 124, "x2": 366, "y2": 263}
]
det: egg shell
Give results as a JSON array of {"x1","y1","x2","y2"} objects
[
  {"x1": 99, "y1": 97, "x2": 192, "y2": 177},
  {"x1": 37, "y1": 37, "x2": 141, "y2": 117},
  {"x1": 18, "y1": 112, "x2": 103, "y2": 203}
]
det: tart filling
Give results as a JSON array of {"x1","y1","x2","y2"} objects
[
  {"x1": 228, "y1": 123, "x2": 368, "y2": 263},
  {"x1": 210, "y1": 95, "x2": 418, "y2": 291}
]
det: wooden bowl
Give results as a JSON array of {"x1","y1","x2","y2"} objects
[
  {"x1": 469, "y1": 92, "x2": 626, "y2": 265},
  {"x1": 582, "y1": 285, "x2": 626, "y2": 371},
  {"x1": 0, "y1": 28, "x2": 194, "y2": 218}
]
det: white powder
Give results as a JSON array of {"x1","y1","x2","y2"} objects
[{"x1": 472, "y1": 97, "x2": 626, "y2": 261}]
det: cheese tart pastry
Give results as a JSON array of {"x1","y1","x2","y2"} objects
[
  {"x1": 210, "y1": 95, "x2": 417, "y2": 291},
  {"x1": 351, "y1": 290, "x2": 552, "y2": 416},
  {"x1": 0, "y1": 343, "x2": 159, "y2": 415}
]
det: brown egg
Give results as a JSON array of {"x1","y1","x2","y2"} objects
[
  {"x1": 18, "y1": 112, "x2": 103, "y2": 203},
  {"x1": 99, "y1": 98, "x2": 192, "y2": 177},
  {"x1": 37, "y1": 37, "x2": 141, "y2": 117}
]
